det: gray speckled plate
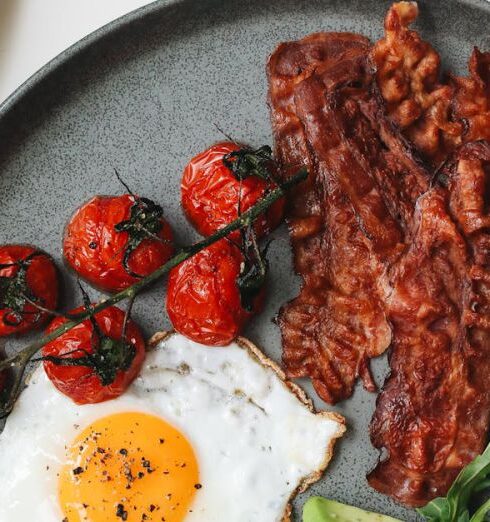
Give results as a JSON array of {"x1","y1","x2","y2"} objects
[{"x1": 0, "y1": 0, "x2": 489, "y2": 520}]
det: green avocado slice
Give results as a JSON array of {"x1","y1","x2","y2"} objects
[{"x1": 303, "y1": 496, "x2": 402, "y2": 522}]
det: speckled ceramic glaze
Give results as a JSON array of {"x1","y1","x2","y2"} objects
[{"x1": 0, "y1": 0, "x2": 489, "y2": 519}]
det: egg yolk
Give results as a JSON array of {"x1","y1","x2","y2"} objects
[{"x1": 58, "y1": 412, "x2": 199, "y2": 521}]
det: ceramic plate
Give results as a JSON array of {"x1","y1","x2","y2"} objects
[{"x1": 1, "y1": 0, "x2": 489, "y2": 519}]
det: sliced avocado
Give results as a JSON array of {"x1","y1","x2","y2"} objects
[{"x1": 303, "y1": 496, "x2": 402, "y2": 522}]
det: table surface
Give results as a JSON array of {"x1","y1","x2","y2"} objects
[{"x1": 0, "y1": 0, "x2": 156, "y2": 104}]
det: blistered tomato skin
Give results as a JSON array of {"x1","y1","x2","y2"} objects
[
  {"x1": 166, "y1": 239, "x2": 264, "y2": 346},
  {"x1": 63, "y1": 194, "x2": 174, "y2": 293},
  {"x1": 0, "y1": 245, "x2": 59, "y2": 337},
  {"x1": 43, "y1": 306, "x2": 145, "y2": 404},
  {"x1": 181, "y1": 142, "x2": 285, "y2": 238}
]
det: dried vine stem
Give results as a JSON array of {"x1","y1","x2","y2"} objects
[{"x1": 0, "y1": 168, "x2": 307, "y2": 375}]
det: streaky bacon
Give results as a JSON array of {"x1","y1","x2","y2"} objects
[
  {"x1": 268, "y1": 1, "x2": 490, "y2": 507},
  {"x1": 268, "y1": 33, "x2": 432, "y2": 404},
  {"x1": 372, "y1": 2, "x2": 490, "y2": 166},
  {"x1": 267, "y1": 34, "x2": 392, "y2": 404},
  {"x1": 366, "y1": 2, "x2": 490, "y2": 505},
  {"x1": 368, "y1": 141, "x2": 490, "y2": 506}
]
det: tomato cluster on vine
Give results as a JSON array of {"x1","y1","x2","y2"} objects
[
  {"x1": 168, "y1": 141, "x2": 284, "y2": 345},
  {"x1": 0, "y1": 140, "x2": 284, "y2": 405}
]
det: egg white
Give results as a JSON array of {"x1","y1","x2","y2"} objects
[{"x1": 0, "y1": 332, "x2": 344, "y2": 522}]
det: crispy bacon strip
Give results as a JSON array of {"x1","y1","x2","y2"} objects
[
  {"x1": 366, "y1": 2, "x2": 490, "y2": 505},
  {"x1": 451, "y1": 50, "x2": 490, "y2": 145},
  {"x1": 268, "y1": 3, "x2": 490, "y2": 506},
  {"x1": 372, "y1": 1, "x2": 490, "y2": 165},
  {"x1": 368, "y1": 142, "x2": 490, "y2": 506},
  {"x1": 268, "y1": 33, "x2": 431, "y2": 403},
  {"x1": 267, "y1": 34, "x2": 392, "y2": 403}
]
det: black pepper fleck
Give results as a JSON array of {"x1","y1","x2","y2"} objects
[{"x1": 116, "y1": 504, "x2": 128, "y2": 521}]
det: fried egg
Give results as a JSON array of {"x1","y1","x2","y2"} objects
[{"x1": 0, "y1": 332, "x2": 344, "y2": 521}]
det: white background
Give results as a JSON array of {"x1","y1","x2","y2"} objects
[{"x1": 0, "y1": 0, "x2": 156, "y2": 104}]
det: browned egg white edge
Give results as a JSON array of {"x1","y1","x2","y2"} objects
[{"x1": 148, "y1": 331, "x2": 346, "y2": 522}]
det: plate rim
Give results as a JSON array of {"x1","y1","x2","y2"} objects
[
  {"x1": 0, "y1": 0, "x2": 181, "y2": 115},
  {"x1": 0, "y1": 0, "x2": 489, "y2": 119}
]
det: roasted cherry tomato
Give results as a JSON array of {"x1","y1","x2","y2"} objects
[
  {"x1": 63, "y1": 194, "x2": 174, "y2": 293},
  {"x1": 0, "y1": 245, "x2": 59, "y2": 336},
  {"x1": 181, "y1": 142, "x2": 285, "y2": 238},
  {"x1": 166, "y1": 239, "x2": 264, "y2": 346},
  {"x1": 43, "y1": 305, "x2": 145, "y2": 404}
]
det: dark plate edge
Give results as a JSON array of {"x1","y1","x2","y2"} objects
[
  {"x1": 0, "y1": 0, "x2": 489, "y2": 120},
  {"x1": 0, "y1": 0, "x2": 181, "y2": 115}
]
